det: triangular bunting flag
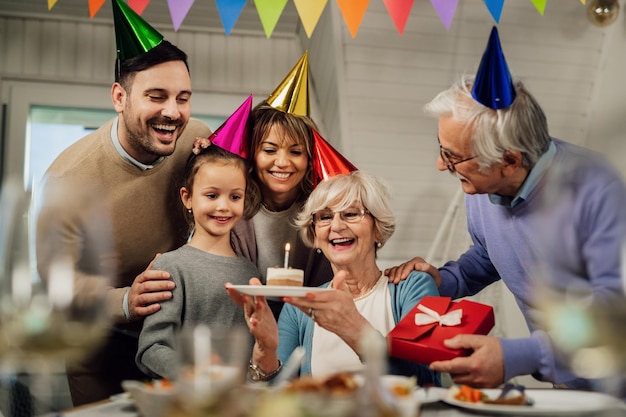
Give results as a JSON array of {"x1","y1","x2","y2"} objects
[
  {"x1": 167, "y1": 0, "x2": 195, "y2": 32},
  {"x1": 254, "y1": 0, "x2": 289, "y2": 38},
  {"x1": 267, "y1": 51, "x2": 310, "y2": 116},
  {"x1": 48, "y1": 0, "x2": 57, "y2": 10},
  {"x1": 580, "y1": 0, "x2": 586, "y2": 4},
  {"x1": 89, "y1": 0, "x2": 106, "y2": 18},
  {"x1": 530, "y1": 0, "x2": 547, "y2": 15},
  {"x1": 294, "y1": 0, "x2": 329, "y2": 38},
  {"x1": 382, "y1": 0, "x2": 414, "y2": 35},
  {"x1": 312, "y1": 130, "x2": 358, "y2": 186},
  {"x1": 336, "y1": 0, "x2": 370, "y2": 38},
  {"x1": 215, "y1": 0, "x2": 247, "y2": 36},
  {"x1": 471, "y1": 26, "x2": 516, "y2": 109},
  {"x1": 129, "y1": 0, "x2": 151, "y2": 15},
  {"x1": 483, "y1": 0, "x2": 505, "y2": 23},
  {"x1": 429, "y1": 0, "x2": 458, "y2": 31},
  {"x1": 210, "y1": 95, "x2": 253, "y2": 158}
]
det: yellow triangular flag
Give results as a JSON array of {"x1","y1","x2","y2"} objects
[
  {"x1": 255, "y1": 0, "x2": 289, "y2": 38},
  {"x1": 530, "y1": 0, "x2": 547, "y2": 15},
  {"x1": 294, "y1": 0, "x2": 329, "y2": 38},
  {"x1": 580, "y1": 0, "x2": 586, "y2": 4},
  {"x1": 48, "y1": 0, "x2": 58, "y2": 10}
]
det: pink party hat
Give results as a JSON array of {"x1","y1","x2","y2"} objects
[
  {"x1": 209, "y1": 94, "x2": 253, "y2": 158},
  {"x1": 311, "y1": 129, "x2": 358, "y2": 186},
  {"x1": 471, "y1": 26, "x2": 516, "y2": 109}
]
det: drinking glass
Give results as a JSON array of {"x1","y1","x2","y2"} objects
[{"x1": 175, "y1": 324, "x2": 250, "y2": 414}]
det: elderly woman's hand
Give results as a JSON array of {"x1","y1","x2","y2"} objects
[{"x1": 284, "y1": 271, "x2": 374, "y2": 352}]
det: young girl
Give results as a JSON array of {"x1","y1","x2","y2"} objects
[{"x1": 135, "y1": 145, "x2": 259, "y2": 380}]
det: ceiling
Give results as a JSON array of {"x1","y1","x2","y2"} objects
[{"x1": 0, "y1": 0, "x2": 300, "y2": 36}]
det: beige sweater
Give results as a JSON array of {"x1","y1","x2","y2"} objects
[{"x1": 36, "y1": 118, "x2": 211, "y2": 327}]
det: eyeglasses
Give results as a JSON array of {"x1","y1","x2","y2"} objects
[
  {"x1": 438, "y1": 137, "x2": 478, "y2": 173},
  {"x1": 311, "y1": 207, "x2": 369, "y2": 227}
]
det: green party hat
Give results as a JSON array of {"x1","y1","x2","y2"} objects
[{"x1": 112, "y1": 0, "x2": 164, "y2": 61}]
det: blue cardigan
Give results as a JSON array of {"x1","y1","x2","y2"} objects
[{"x1": 276, "y1": 271, "x2": 441, "y2": 386}]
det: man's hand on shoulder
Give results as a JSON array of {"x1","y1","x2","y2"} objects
[
  {"x1": 384, "y1": 256, "x2": 441, "y2": 286},
  {"x1": 126, "y1": 254, "x2": 175, "y2": 320}
]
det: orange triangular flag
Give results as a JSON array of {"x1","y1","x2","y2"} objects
[
  {"x1": 89, "y1": 0, "x2": 106, "y2": 18},
  {"x1": 530, "y1": 0, "x2": 546, "y2": 15},
  {"x1": 294, "y1": 0, "x2": 329, "y2": 38},
  {"x1": 382, "y1": 0, "x2": 413, "y2": 35},
  {"x1": 255, "y1": 0, "x2": 289, "y2": 38},
  {"x1": 336, "y1": 0, "x2": 370, "y2": 38},
  {"x1": 48, "y1": 0, "x2": 58, "y2": 10}
]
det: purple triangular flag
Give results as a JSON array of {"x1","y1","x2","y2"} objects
[
  {"x1": 216, "y1": 0, "x2": 247, "y2": 36},
  {"x1": 430, "y1": 0, "x2": 458, "y2": 31},
  {"x1": 209, "y1": 95, "x2": 253, "y2": 158},
  {"x1": 471, "y1": 26, "x2": 516, "y2": 109},
  {"x1": 167, "y1": 0, "x2": 194, "y2": 32}
]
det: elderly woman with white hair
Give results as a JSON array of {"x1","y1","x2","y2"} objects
[{"x1": 226, "y1": 170, "x2": 440, "y2": 385}]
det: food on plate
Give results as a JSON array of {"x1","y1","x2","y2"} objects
[
  {"x1": 284, "y1": 372, "x2": 358, "y2": 395},
  {"x1": 380, "y1": 375, "x2": 417, "y2": 398},
  {"x1": 266, "y1": 267, "x2": 304, "y2": 286},
  {"x1": 451, "y1": 383, "x2": 532, "y2": 406}
]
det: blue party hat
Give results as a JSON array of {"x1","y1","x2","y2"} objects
[{"x1": 471, "y1": 26, "x2": 516, "y2": 109}]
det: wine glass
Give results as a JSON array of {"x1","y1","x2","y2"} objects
[{"x1": 0, "y1": 176, "x2": 113, "y2": 412}]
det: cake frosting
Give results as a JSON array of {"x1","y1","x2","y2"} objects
[{"x1": 266, "y1": 267, "x2": 304, "y2": 286}]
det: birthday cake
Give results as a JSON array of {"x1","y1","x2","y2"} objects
[{"x1": 266, "y1": 267, "x2": 304, "y2": 287}]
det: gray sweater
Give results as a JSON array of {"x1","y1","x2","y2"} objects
[{"x1": 136, "y1": 245, "x2": 259, "y2": 379}]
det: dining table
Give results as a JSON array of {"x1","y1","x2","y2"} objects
[{"x1": 55, "y1": 386, "x2": 626, "y2": 417}]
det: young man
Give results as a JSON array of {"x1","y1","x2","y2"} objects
[{"x1": 36, "y1": 0, "x2": 211, "y2": 405}]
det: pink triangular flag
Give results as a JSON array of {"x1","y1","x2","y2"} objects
[
  {"x1": 429, "y1": 0, "x2": 458, "y2": 31},
  {"x1": 382, "y1": 0, "x2": 414, "y2": 35},
  {"x1": 254, "y1": 0, "x2": 288, "y2": 38},
  {"x1": 48, "y1": 0, "x2": 58, "y2": 10},
  {"x1": 167, "y1": 0, "x2": 195, "y2": 32},
  {"x1": 483, "y1": 0, "x2": 505, "y2": 23},
  {"x1": 209, "y1": 95, "x2": 253, "y2": 158},
  {"x1": 336, "y1": 0, "x2": 370, "y2": 38},
  {"x1": 530, "y1": 0, "x2": 546, "y2": 15},
  {"x1": 88, "y1": 0, "x2": 106, "y2": 18},
  {"x1": 294, "y1": 0, "x2": 329, "y2": 38},
  {"x1": 129, "y1": 0, "x2": 151, "y2": 15}
]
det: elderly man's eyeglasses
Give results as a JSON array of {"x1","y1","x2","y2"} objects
[
  {"x1": 438, "y1": 137, "x2": 478, "y2": 173},
  {"x1": 311, "y1": 207, "x2": 369, "y2": 227}
]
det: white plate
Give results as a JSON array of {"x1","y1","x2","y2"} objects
[
  {"x1": 442, "y1": 388, "x2": 625, "y2": 415},
  {"x1": 228, "y1": 285, "x2": 333, "y2": 298},
  {"x1": 415, "y1": 387, "x2": 448, "y2": 404}
]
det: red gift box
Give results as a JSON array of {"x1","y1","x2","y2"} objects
[{"x1": 387, "y1": 296, "x2": 495, "y2": 365}]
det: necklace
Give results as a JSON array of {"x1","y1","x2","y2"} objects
[{"x1": 331, "y1": 270, "x2": 383, "y2": 302}]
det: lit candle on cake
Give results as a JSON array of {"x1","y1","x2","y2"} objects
[
  {"x1": 266, "y1": 242, "x2": 304, "y2": 287},
  {"x1": 284, "y1": 242, "x2": 290, "y2": 269}
]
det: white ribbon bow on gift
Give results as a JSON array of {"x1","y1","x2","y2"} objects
[{"x1": 414, "y1": 304, "x2": 463, "y2": 326}]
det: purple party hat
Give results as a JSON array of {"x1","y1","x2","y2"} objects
[
  {"x1": 209, "y1": 94, "x2": 253, "y2": 158},
  {"x1": 471, "y1": 26, "x2": 516, "y2": 109}
]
